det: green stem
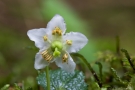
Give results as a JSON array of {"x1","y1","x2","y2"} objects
[
  {"x1": 95, "y1": 62, "x2": 103, "y2": 82},
  {"x1": 46, "y1": 66, "x2": 50, "y2": 90},
  {"x1": 71, "y1": 53, "x2": 102, "y2": 88},
  {"x1": 116, "y1": 36, "x2": 126, "y2": 72},
  {"x1": 121, "y1": 49, "x2": 135, "y2": 72}
]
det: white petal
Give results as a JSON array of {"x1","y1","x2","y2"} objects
[
  {"x1": 63, "y1": 32, "x2": 88, "y2": 53},
  {"x1": 47, "y1": 14, "x2": 66, "y2": 34},
  {"x1": 34, "y1": 52, "x2": 49, "y2": 69},
  {"x1": 55, "y1": 52, "x2": 76, "y2": 73},
  {"x1": 27, "y1": 28, "x2": 50, "y2": 49}
]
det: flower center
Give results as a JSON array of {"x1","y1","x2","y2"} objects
[
  {"x1": 52, "y1": 27, "x2": 62, "y2": 36},
  {"x1": 51, "y1": 41, "x2": 63, "y2": 57}
]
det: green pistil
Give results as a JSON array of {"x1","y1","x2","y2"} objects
[
  {"x1": 53, "y1": 48, "x2": 61, "y2": 57},
  {"x1": 51, "y1": 41, "x2": 63, "y2": 50},
  {"x1": 51, "y1": 41, "x2": 63, "y2": 57}
]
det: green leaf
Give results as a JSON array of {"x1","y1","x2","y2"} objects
[
  {"x1": 110, "y1": 68, "x2": 127, "y2": 85},
  {"x1": 37, "y1": 69, "x2": 87, "y2": 90},
  {"x1": 14, "y1": 83, "x2": 22, "y2": 90},
  {"x1": 127, "y1": 76, "x2": 135, "y2": 90},
  {"x1": 0, "y1": 84, "x2": 10, "y2": 90},
  {"x1": 112, "y1": 88, "x2": 127, "y2": 90},
  {"x1": 26, "y1": 87, "x2": 33, "y2": 90},
  {"x1": 88, "y1": 82, "x2": 100, "y2": 90}
]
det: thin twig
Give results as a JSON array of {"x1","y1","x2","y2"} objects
[
  {"x1": 116, "y1": 36, "x2": 126, "y2": 72},
  {"x1": 121, "y1": 49, "x2": 135, "y2": 72},
  {"x1": 95, "y1": 62, "x2": 103, "y2": 82},
  {"x1": 71, "y1": 53, "x2": 102, "y2": 88},
  {"x1": 116, "y1": 36, "x2": 120, "y2": 55}
]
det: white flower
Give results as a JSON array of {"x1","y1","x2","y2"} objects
[{"x1": 27, "y1": 14, "x2": 88, "y2": 73}]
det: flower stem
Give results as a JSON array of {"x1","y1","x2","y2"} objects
[{"x1": 46, "y1": 66, "x2": 50, "y2": 90}]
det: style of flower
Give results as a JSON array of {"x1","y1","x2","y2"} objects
[{"x1": 27, "y1": 14, "x2": 88, "y2": 73}]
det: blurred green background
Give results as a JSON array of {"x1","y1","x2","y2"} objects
[{"x1": 0, "y1": 0, "x2": 135, "y2": 89}]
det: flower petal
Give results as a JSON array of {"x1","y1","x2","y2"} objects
[
  {"x1": 47, "y1": 14, "x2": 66, "y2": 35},
  {"x1": 27, "y1": 28, "x2": 50, "y2": 49},
  {"x1": 34, "y1": 52, "x2": 49, "y2": 69},
  {"x1": 63, "y1": 32, "x2": 88, "y2": 53},
  {"x1": 55, "y1": 52, "x2": 76, "y2": 73}
]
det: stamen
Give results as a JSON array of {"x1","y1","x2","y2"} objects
[
  {"x1": 62, "y1": 53, "x2": 68, "y2": 63},
  {"x1": 43, "y1": 36, "x2": 48, "y2": 41},
  {"x1": 45, "y1": 54, "x2": 52, "y2": 61},
  {"x1": 56, "y1": 29, "x2": 59, "y2": 33},
  {"x1": 52, "y1": 30, "x2": 56, "y2": 35},
  {"x1": 47, "y1": 55, "x2": 53, "y2": 61},
  {"x1": 58, "y1": 30, "x2": 62, "y2": 35},
  {"x1": 41, "y1": 50, "x2": 48, "y2": 55},
  {"x1": 52, "y1": 27, "x2": 62, "y2": 36},
  {"x1": 41, "y1": 50, "x2": 53, "y2": 62},
  {"x1": 66, "y1": 40, "x2": 72, "y2": 45}
]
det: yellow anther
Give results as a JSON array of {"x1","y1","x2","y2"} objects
[
  {"x1": 52, "y1": 30, "x2": 56, "y2": 35},
  {"x1": 52, "y1": 27, "x2": 62, "y2": 36},
  {"x1": 43, "y1": 36, "x2": 48, "y2": 41},
  {"x1": 66, "y1": 40, "x2": 72, "y2": 45},
  {"x1": 62, "y1": 53, "x2": 68, "y2": 63},
  {"x1": 55, "y1": 27, "x2": 60, "y2": 30},
  {"x1": 45, "y1": 54, "x2": 52, "y2": 61},
  {"x1": 41, "y1": 50, "x2": 48, "y2": 55},
  {"x1": 41, "y1": 50, "x2": 53, "y2": 62},
  {"x1": 46, "y1": 55, "x2": 53, "y2": 61},
  {"x1": 58, "y1": 30, "x2": 62, "y2": 35}
]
